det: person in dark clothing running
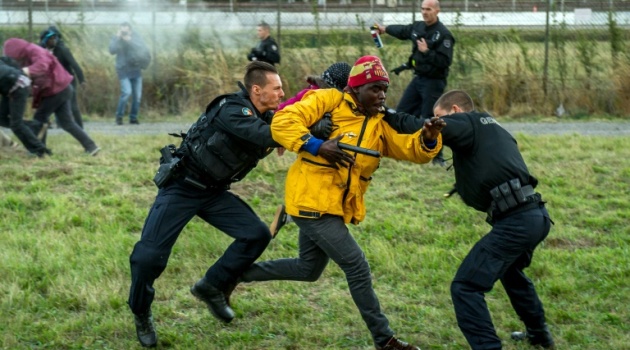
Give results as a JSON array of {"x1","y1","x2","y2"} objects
[
  {"x1": 3, "y1": 38, "x2": 100, "y2": 156},
  {"x1": 384, "y1": 89, "x2": 555, "y2": 349},
  {"x1": 247, "y1": 21, "x2": 280, "y2": 66},
  {"x1": 375, "y1": 0, "x2": 454, "y2": 166},
  {"x1": 0, "y1": 56, "x2": 51, "y2": 157},
  {"x1": 127, "y1": 61, "x2": 284, "y2": 348},
  {"x1": 40, "y1": 26, "x2": 86, "y2": 128}
]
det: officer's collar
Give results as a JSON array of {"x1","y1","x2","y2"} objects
[{"x1": 237, "y1": 81, "x2": 250, "y2": 98}]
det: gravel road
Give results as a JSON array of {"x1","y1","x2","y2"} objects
[{"x1": 43, "y1": 120, "x2": 630, "y2": 137}]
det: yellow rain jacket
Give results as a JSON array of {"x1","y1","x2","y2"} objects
[{"x1": 271, "y1": 88, "x2": 442, "y2": 224}]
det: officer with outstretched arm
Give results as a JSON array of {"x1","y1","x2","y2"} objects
[{"x1": 384, "y1": 89, "x2": 555, "y2": 349}]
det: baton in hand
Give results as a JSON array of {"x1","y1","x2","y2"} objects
[{"x1": 338, "y1": 142, "x2": 381, "y2": 158}]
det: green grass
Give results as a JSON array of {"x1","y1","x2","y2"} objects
[{"x1": 0, "y1": 131, "x2": 629, "y2": 349}]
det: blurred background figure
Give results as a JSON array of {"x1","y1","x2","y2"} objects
[
  {"x1": 3, "y1": 38, "x2": 100, "y2": 156},
  {"x1": 109, "y1": 21, "x2": 151, "y2": 125},
  {"x1": 247, "y1": 21, "x2": 280, "y2": 66},
  {"x1": 40, "y1": 26, "x2": 86, "y2": 129},
  {"x1": 0, "y1": 55, "x2": 51, "y2": 157},
  {"x1": 277, "y1": 61, "x2": 351, "y2": 110}
]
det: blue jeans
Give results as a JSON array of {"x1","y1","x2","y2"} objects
[
  {"x1": 242, "y1": 215, "x2": 394, "y2": 347},
  {"x1": 115, "y1": 76, "x2": 142, "y2": 122}
]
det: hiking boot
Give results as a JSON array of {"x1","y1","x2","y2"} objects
[
  {"x1": 269, "y1": 204, "x2": 288, "y2": 238},
  {"x1": 133, "y1": 310, "x2": 157, "y2": 348},
  {"x1": 376, "y1": 336, "x2": 420, "y2": 350},
  {"x1": 511, "y1": 324, "x2": 555, "y2": 348},
  {"x1": 130, "y1": 119, "x2": 140, "y2": 125},
  {"x1": 190, "y1": 277, "x2": 235, "y2": 323},
  {"x1": 116, "y1": 117, "x2": 123, "y2": 125}
]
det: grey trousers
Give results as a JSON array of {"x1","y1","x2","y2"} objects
[{"x1": 242, "y1": 214, "x2": 394, "y2": 346}]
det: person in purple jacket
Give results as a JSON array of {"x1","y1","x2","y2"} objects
[
  {"x1": 277, "y1": 62, "x2": 351, "y2": 110},
  {"x1": 3, "y1": 38, "x2": 100, "y2": 156}
]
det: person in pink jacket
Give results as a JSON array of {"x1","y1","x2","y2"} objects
[
  {"x1": 3, "y1": 38, "x2": 100, "y2": 156},
  {"x1": 277, "y1": 62, "x2": 351, "y2": 111}
]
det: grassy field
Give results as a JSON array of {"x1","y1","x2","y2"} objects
[{"x1": 0, "y1": 130, "x2": 629, "y2": 349}]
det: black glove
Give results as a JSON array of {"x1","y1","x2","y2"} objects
[
  {"x1": 310, "y1": 114, "x2": 333, "y2": 139},
  {"x1": 392, "y1": 63, "x2": 408, "y2": 75},
  {"x1": 382, "y1": 106, "x2": 397, "y2": 117}
]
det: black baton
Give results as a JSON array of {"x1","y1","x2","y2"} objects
[{"x1": 338, "y1": 142, "x2": 381, "y2": 158}]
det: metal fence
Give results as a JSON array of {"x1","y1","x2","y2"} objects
[{"x1": 2, "y1": 0, "x2": 629, "y2": 116}]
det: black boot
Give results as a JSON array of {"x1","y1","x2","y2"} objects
[
  {"x1": 223, "y1": 278, "x2": 241, "y2": 307},
  {"x1": 190, "y1": 277, "x2": 235, "y2": 323},
  {"x1": 511, "y1": 324, "x2": 555, "y2": 348},
  {"x1": 133, "y1": 310, "x2": 157, "y2": 348}
]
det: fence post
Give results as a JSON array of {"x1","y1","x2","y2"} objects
[
  {"x1": 543, "y1": 0, "x2": 551, "y2": 97},
  {"x1": 27, "y1": 0, "x2": 33, "y2": 40},
  {"x1": 277, "y1": 0, "x2": 282, "y2": 51}
]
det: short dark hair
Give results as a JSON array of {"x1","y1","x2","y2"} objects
[
  {"x1": 120, "y1": 22, "x2": 132, "y2": 29},
  {"x1": 258, "y1": 21, "x2": 271, "y2": 31},
  {"x1": 244, "y1": 61, "x2": 278, "y2": 92},
  {"x1": 434, "y1": 90, "x2": 474, "y2": 112}
]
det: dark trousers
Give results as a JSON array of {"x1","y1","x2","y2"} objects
[
  {"x1": 450, "y1": 204, "x2": 552, "y2": 350},
  {"x1": 397, "y1": 76, "x2": 446, "y2": 160},
  {"x1": 0, "y1": 87, "x2": 47, "y2": 153},
  {"x1": 128, "y1": 178, "x2": 272, "y2": 315},
  {"x1": 34, "y1": 85, "x2": 96, "y2": 152},
  {"x1": 241, "y1": 215, "x2": 394, "y2": 347}
]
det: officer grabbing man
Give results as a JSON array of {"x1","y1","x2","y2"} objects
[
  {"x1": 384, "y1": 90, "x2": 555, "y2": 349},
  {"x1": 127, "y1": 61, "x2": 284, "y2": 348}
]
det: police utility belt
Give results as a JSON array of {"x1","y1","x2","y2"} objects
[
  {"x1": 152, "y1": 145, "x2": 227, "y2": 191},
  {"x1": 486, "y1": 178, "x2": 541, "y2": 223}
]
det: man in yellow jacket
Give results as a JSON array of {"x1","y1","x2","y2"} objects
[{"x1": 238, "y1": 56, "x2": 444, "y2": 350}]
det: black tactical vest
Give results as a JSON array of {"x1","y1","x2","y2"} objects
[{"x1": 180, "y1": 91, "x2": 272, "y2": 183}]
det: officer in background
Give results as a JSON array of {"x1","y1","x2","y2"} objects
[
  {"x1": 247, "y1": 21, "x2": 280, "y2": 66},
  {"x1": 384, "y1": 90, "x2": 555, "y2": 349},
  {"x1": 127, "y1": 61, "x2": 284, "y2": 348},
  {"x1": 375, "y1": 0, "x2": 454, "y2": 166}
]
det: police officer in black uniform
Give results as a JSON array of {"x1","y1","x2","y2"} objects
[
  {"x1": 0, "y1": 56, "x2": 51, "y2": 157},
  {"x1": 127, "y1": 61, "x2": 285, "y2": 348},
  {"x1": 384, "y1": 90, "x2": 555, "y2": 349},
  {"x1": 375, "y1": 0, "x2": 454, "y2": 166},
  {"x1": 247, "y1": 21, "x2": 280, "y2": 66}
]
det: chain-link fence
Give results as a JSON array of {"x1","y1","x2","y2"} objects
[{"x1": 2, "y1": 0, "x2": 630, "y2": 117}]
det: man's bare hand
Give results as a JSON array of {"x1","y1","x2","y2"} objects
[
  {"x1": 317, "y1": 135, "x2": 355, "y2": 169},
  {"x1": 421, "y1": 116, "x2": 446, "y2": 142},
  {"x1": 374, "y1": 23, "x2": 386, "y2": 35}
]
